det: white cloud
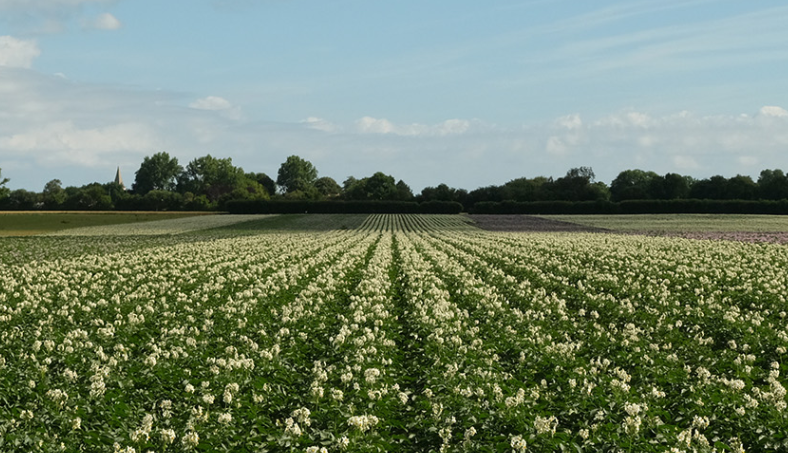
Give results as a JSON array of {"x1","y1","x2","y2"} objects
[
  {"x1": 0, "y1": 36, "x2": 40, "y2": 68},
  {"x1": 0, "y1": 0, "x2": 113, "y2": 11},
  {"x1": 87, "y1": 12, "x2": 121, "y2": 30},
  {"x1": 0, "y1": 1, "x2": 118, "y2": 34},
  {"x1": 190, "y1": 96, "x2": 232, "y2": 111},
  {"x1": 189, "y1": 96, "x2": 242, "y2": 120},
  {"x1": 555, "y1": 114, "x2": 582, "y2": 130},
  {"x1": 759, "y1": 105, "x2": 788, "y2": 118},
  {"x1": 1, "y1": 121, "x2": 157, "y2": 156},
  {"x1": 301, "y1": 117, "x2": 339, "y2": 133},
  {"x1": 355, "y1": 116, "x2": 474, "y2": 137},
  {"x1": 2, "y1": 60, "x2": 788, "y2": 193}
]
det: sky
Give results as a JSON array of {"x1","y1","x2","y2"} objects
[{"x1": 1, "y1": 0, "x2": 788, "y2": 193}]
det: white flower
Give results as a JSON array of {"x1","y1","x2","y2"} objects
[
  {"x1": 534, "y1": 415, "x2": 558, "y2": 436},
  {"x1": 348, "y1": 414, "x2": 379, "y2": 432},
  {"x1": 218, "y1": 412, "x2": 232, "y2": 425},
  {"x1": 182, "y1": 431, "x2": 199, "y2": 449},
  {"x1": 160, "y1": 428, "x2": 176, "y2": 444},
  {"x1": 511, "y1": 434, "x2": 527, "y2": 452}
]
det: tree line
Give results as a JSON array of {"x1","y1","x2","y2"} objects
[{"x1": 2, "y1": 153, "x2": 788, "y2": 212}]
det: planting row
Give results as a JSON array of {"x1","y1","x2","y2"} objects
[{"x1": 0, "y1": 214, "x2": 785, "y2": 452}]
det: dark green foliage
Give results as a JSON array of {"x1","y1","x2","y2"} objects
[
  {"x1": 247, "y1": 172, "x2": 276, "y2": 197},
  {"x1": 133, "y1": 152, "x2": 183, "y2": 195},
  {"x1": 0, "y1": 167, "x2": 9, "y2": 200},
  {"x1": 343, "y1": 172, "x2": 403, "y2": 200},
  {"x1": 610, "y1": 169, "x2": 661, "y2": 201},
  {"x1": 42, "y1": 179, "x2": 67, "y2": 209},
  {"x1": 276, "y1": 155, "x2": 318, "y2": 194},
  {"x1": 314, "y1": 177, "x2": 342, "y2": 198},
  {"x1": 418, "y1": 201, "x2": 463, "y2": 214},
  {"x1": 758, "y1": 169, "x2": 788, "y2": 200},
  {"x1": 0, "y1": 189, "x2": 40, "y2": 210}
]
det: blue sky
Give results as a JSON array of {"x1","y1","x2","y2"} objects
[{"x1": 2, "y1": 0, "x2": 788, "y2": 193}]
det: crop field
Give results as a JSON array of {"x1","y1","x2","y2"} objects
[
  {"x1": 0, "y1": 212, "x2": 215, "y2": 237},
  {"x1": 1, "y1": 214, "x2": 786, "y2": 452}
]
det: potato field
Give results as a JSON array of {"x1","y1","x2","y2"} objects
[{"x1": 0, "y1": 214, "x2": 786, "y2": 452}]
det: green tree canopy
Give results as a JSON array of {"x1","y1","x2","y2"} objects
[
  {"x1": 344, "y1": 172, "x2": 400, "y2": 200},
  {"x1": 610, "y1": 169, "x2": 661, "y2": 201},
  {"x1": 315, "y1": 177, "x2": 342, "y2": 198},
  {"x1": 502, "y1": 177, "x2": 549, "y2": 202},
  {"x1": 246, "y1": 172, "x2": 276, "y2": 197},
  {"x1": 758, "y1": 169, "x2": 788, "y2": 200},
  {"x1": 133, "y1": 152, "x2": 183, "y2": 195},
  {"x1": 42, "y1": 179, "x2": 67, "y2": 209},
  {"x1": 0, "y1": 168, "x2": 9, "y2": 199},
  {"x1": 277, "y1": 155, "x2": 318, "y2": 194},
  {"x1": 177, "y1": 155, "x2": 246, "y2": 202},
  {"x1": 395, "y1": 180, "x2": 414, "y2": 201}
]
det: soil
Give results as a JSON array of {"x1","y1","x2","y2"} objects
[
  {"x1": 467, "y1": 215, "x2": 609, "y2": 233},
  {"x1": 468, "y1": 214, "x2": 788, "y2": 245}
]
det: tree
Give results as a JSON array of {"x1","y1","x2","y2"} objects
[
  {"x1": 177, "y1": 155, "x2": 246, "y2": 202},
  {"x1": 277, "y1": 155, "x2": 318, "y2": 194},
  {"x1": 395, "y1": 180, "x2": 414, "y2": 201},
  {"x1": 655, "y1": 173, "x2": 691, "y2": 199},
  {"x1": 758, "y1": 169, "x2": 788, "y2": 200},
  {"x1": 610, "y1": 169, "x2": 660, "y2": 201},
  {"x1": 142, "y1": 190, "x2": 184, "y2": 211},
  {"x1": 247, "y1": 172, "x2": 276, "y2": 197},
  {"x1": 0, "y1": 168, "x2": 9, "y2": 200},
  {"x1": 42, "y1": 179, "x2": 67, "y2": 209},
  {"x1": 550, "y1": 167, "x2": 608, "y2": 201},
  {"x1": 133, "y1": 152, "x2": 183, "y2": 195},
  {"x1": 4, "y1": 189, "x2": 39, "y2": 210},
  {"x1": 344, "y1": 172, "x2": 400, "y2": 200},
  {"x1": 420, "y1": 183, "x2": 458, "y2": 202},
  {"x1": 689, "y1": 176, "x2": 728, "y2": 200},
  {"x1": 725, "y1": 175, "x2": 757, "y2": 200},
  {"x1": 64, "y1": 183, "x2": 113, "y2": 210},
  {"x1": 364, "y1": 172, "x2": 398, "y2": 200},
  {"x1": 315, "y1": 177, "x2": 342, "y2": 198},
  {"x1": 467, "y1": 185, "x2": 506, "y2": 205},
  {"x1": 502, "y1": 177, "x2": 549, "y2": 202}
]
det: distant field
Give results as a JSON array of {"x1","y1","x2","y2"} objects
[
  {"x1": 0, "y1": 211, "x2": 211, "y2": 236},
  {"x1": 540, "y1": 213, "x2": 788, "y2": 232}
]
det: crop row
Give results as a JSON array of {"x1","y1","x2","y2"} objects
[{"x1": 0, "y1": 214, "x2": 785, "y2": 452}]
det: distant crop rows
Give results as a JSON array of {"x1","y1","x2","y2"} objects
[
  {"x1": 42, "y1": 214, "x2": 273, "y2": 236},
  {"x1": 0, "y1": 214, "x2": 786, "y2": 452}
]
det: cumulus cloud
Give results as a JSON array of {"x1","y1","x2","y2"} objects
[
  {"x1": 3, "y1": 62, "x2": 788, "y2": 195},
  {"x1": 85, "y1": 12, "x2": 121, "y2": 30},
  {"x1": 0, "y1": 36, "x2": 41, "y2": 68},
  {"x1": 0, "y1": 1, "x2": 119, "y2": 34},
  {"x1": 189, "y1": 96, "x2": 242, "y2": 120},
  {"x1": 355, "y1": 116, "x2": 474, "y2": 137},
  {"x1": 0, "y1": 121, "x2": 159, "y2": 165},
  {"x1": 0, "y1": 0, "x2": 112, "y2": 9},
  {"x1": 301, "y1": 117, "x2": 339, "y2": 133},
  {"x1": 759, "y1": 105, "x2": 788, "y2": 118},
  {"x1": 189, "y1": 96, "x2": 232, "y2": 111}
]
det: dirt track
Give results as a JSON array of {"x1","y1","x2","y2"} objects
[{"x1": 467, "y1": 215, "x2": 608, "y2": 233}]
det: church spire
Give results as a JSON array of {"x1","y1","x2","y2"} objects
[{"x1": 114, "y1": 167, "x2": 125, "y2": 190}]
